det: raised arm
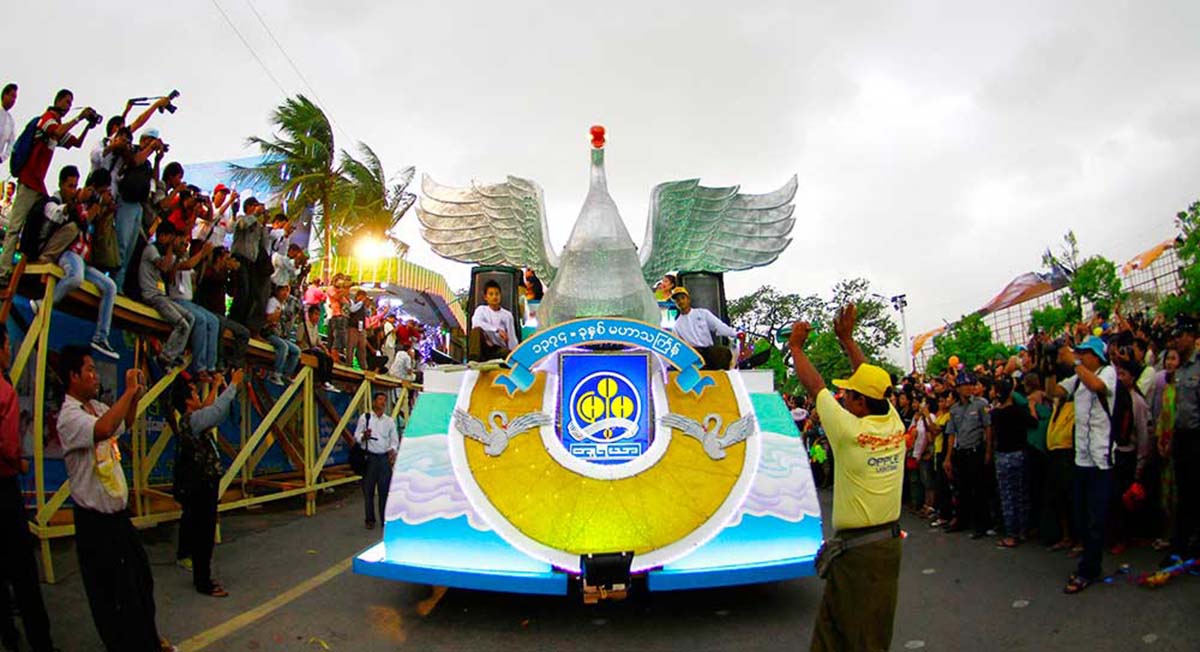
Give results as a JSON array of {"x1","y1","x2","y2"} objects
[
  {"x1": 787, "y1": 322, "x2": 827, "y2": 399},
  {"x1": 833, "y1": 304, "x2": 867, "y2": 373}
]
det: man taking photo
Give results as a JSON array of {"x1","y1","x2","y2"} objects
[
  {"x1": 789, "y1": 305, "x2": 904, "y2": 652},
  {"x1": 0, "y1": 89, "x2": 99, "y2": 282}
]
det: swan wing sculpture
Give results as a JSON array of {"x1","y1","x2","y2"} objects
[{"x1": 417, "y1": 175, "x2": 560, "y2": 285}]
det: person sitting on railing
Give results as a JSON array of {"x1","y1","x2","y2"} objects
[
  {"x1": 135, "y1": 220, "x2": 193, "y2": 370},
  {"x1": 170, "y1": 367, "x2": 243, "y2": 598},
  {"x1": 32, "y1": 166, "x2": 121, "y2": 360},
  {"x1": 263, "y1": 284, "x2": 301, "y2": 385},
  {"x1": 193, "y1": 246, "x2": 249, "y2": 372},
  {"x1": 298, "y1": 304, "x2": 336, "y2": 390},
  {"x1": 167, "y1": 236, "x2": 219, "y2": 381}
]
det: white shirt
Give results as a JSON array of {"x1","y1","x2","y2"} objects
[
  {"x1": 672, "y1": 307, "x2": 736, "y2": 348},
  {"x1": 193, "y1": 205, "x2": 232, "y2": 247},
  {"x1": 471, "y1": 304, "x2": 517, "y2": 349},
  {"x1": 355, "y1": 411, "x2": 400, "y2": 454},
  {"x1": 1059, "y1": 365, "x2": 1118, "y2": 470},
  {"x1": 388, "y1": 350, "x2": 414, "y2": 381},
  {"x1": 271, "y1": 252, "x2": 297, "y2": 287},
  {"x1": 57, "y1": 395, "x2": 129, "y2": 513},
  {"x1": 0, "y1": 108, "x2": 14, "y2": 163},
  {"x1": 170, "y1": 269, "x2": 195, "y2": 301}
]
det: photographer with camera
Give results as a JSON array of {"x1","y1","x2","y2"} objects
[
  {"x1": 355, "y1": 392, "x2": 400, "y2": 530},
  {"x1": 57, "y1": 346, "x2": 177, "y2": 651},
  {"x1": 89, "y1": 95, "x2": 172, "y2": 193},
  {"x1": 0, "y1": 89, "x2": 100, "y2": 282},
  {"x1": 111, "y1": 128, "x2": 170, "y2": 289},
  {"x1": 30, "y1": 167, "x2": 122, "y2": 360}
]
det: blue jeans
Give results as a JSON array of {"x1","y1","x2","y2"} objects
[
  {"x1": 112, "y1": 200, "x2": 143, "y2": 289},
  {"x1": 1072, "y1": 465, "x2": 1113, "y2": 580},
  {"x1": 175, "y1": 300, "x2": 219, "y2": 372},
  {"x1": 55, "y1": 251, "x2": 116, "y2": 343},
  {"x1": 267, "y1": 335, "x2": 300, "y2": 376}
]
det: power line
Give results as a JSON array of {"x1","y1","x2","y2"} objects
[
  {"x1": 241, "y1": 0, "x2": 354, "y2": 146},
  {"x1": 208, "y1": 0, "x2": 291, "y2": 98}
]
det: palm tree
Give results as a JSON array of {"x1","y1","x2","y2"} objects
[
  {"x1": 233, "y1": 95, "x2": 417, "y2": 278},
  {"x1": 334, "y1": 143, "x2": 416, "y2": 256}
]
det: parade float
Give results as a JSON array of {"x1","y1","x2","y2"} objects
[{"x1": 353, "y1": 126, "x2": 821, "y2": 600}]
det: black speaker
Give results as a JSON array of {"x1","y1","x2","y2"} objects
[
  {"x1": 678, "y1": 271, "x2": 728, "y2": 323},
  {"x1": 467, "y1": 265, "x2": 524, "y2": 334}
]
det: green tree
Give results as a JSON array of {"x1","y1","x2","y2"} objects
[
  {"x1": 1158, "y1": 200, "x2": 1200, "y2": 319},
  {"x1": 335, "y1": 143, "x2": 416, "y2": 255},
  {"x1": 1070, "y1": 256, "x2": 1125, "y2": 317},
  {"x1": 924, "y1": 313, "x2": 1013, "y2": 375},
  {"x1": 1029, "y1": 294, "x2": 1080, "y2": 336},
  {"x1": 728, "y1": 279, "x2": 902, "y2": 394}
]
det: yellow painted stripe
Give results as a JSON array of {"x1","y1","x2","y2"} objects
[{"x1": 177, "y1": 555, "x2": 354, "y2": 652}]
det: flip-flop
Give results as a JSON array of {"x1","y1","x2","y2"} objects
[
  {"x1": 1063, "y1": 576, "x2": 1090, "y2": 594},
  {"x1": 201, "y1": 581, "x2": 230, "y2": 598}
]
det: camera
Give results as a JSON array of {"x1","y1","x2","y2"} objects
[
  {"x1": 82, "y1": 107, "x2": 102, "y2": 128},
  {"x1": 161, "y1": 90, "x2": 180, "y2": 114}
]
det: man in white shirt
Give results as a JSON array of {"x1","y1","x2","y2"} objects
[
  {"x1": 55, "y1": 345, "x2": 176, "y2": 651},
  {"x1": 0, "y1": 83, "x2": 16, "y2": 164},
  {"x1": 1053, "y1": 335, "x2": 1117, "y2": 594},
  {"x1": 670, "y1": 287, "x2": 737, "y2": 370},
  {"x1": 355, "y1": 392, "x2": 401, "y2": 529},
  {"x1": 470, "y1": 280, "x2": 518, "y2": 361}
]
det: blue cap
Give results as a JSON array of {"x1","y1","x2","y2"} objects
[
  {"x1": 956, "y1": 371, "x2": 976, "y2": 386},
  {"x1": 1073, "y1": 335, "x2": 1107, "y2": 362},
  {"x1": 143, "y1": 127, "x2": 160, "y2": 139}
]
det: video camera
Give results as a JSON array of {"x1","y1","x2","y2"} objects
[{"x1": 79, "y1": 107, "x2": 102, "y2": 128}]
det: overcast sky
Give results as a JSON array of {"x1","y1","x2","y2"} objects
[{"x1": 5, "y1": 1, "x2": 1195, "y2": 364}]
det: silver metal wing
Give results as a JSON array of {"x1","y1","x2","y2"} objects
[
  {"x1": 505, "y1": 412, "x2": 553, "y2": 439},
  {"x1": 660, "y1": 413, "x2": 708, "y2": 444},
  {"x1": 452, "y1": 408, "x2": 492, "y2": 447},
  {"x1": 717, "y1": 415, "x2": 756, "y2": 450},
  {"x1": 417, "y1": 174, "x2": 560, "y2": 283},
  {"x1": 639, "y1": 176, "x2": 798, "y2": 284}
]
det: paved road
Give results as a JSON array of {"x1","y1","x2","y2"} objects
[{"x1": 31, "y1": 486, "x2": 1200, "y2": 651}]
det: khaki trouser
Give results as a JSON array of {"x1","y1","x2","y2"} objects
[
  {"x1": 811, "y1": 535, "x2": 901, "y2": 652},
  {"x1": 0, "y1": 183, "x2": 42, "y2": 275}
]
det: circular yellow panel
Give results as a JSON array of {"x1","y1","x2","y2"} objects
[{"x1": 463, "y1": 370, "x2": 746, "y2": 556}]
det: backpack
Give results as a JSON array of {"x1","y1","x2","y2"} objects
[
  {"x1": 8, "y1": 116, "x2": 41, "y2": 177},
  {"x1": 18, "y1": 196, "x2": 62, "y2": 258},
  {"x1": 117, "y1": 162, "x2": 153, "y2": 204}
]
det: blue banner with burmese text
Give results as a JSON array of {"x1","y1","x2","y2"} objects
[{"x1": 494, "y1": 318, "x2": 714, "y2": 396}]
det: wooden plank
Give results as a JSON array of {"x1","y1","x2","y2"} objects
[
  {"x1": 218, "y1": 367, "x2": 310, "y2": 496},
  {"x1": 311, "y1": 380, "x2": 370, "y2": 475}
]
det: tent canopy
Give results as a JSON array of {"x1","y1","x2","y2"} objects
[{"x1": 313, "y1": 255, "x2": 465, "y2": 331}]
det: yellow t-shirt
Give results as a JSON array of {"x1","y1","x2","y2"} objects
[
  {"x1": 816, "y1": 388, "x2": 906, "y2": 531},
  {"x1": 933, "y1": 412, "x2": 950, "y2": 454}
]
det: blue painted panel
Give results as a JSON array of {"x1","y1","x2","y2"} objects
[
  {"x1": 647, "y1": 515, "x2": 821, "y2": 591},
  {"x1": 405, "y1": 393, "x2": 456, "y2": 438},
  {"x1": 750, "y1": 393, "x2": 801, "y2": 437},
  {"x1": 352, "y1": 515, "x2": 567, "y2": 595}
]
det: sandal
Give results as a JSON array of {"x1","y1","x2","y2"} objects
[
  {"x1": 996, "y1": 537, "x2": 1019, "y2": 548},
  {"x1": 1063, "y1": 575, "x2": 1090, "y2": 594},
  {"x1": 1066, "y1": 546, "x2": 1084, "y2": 559},
  {"x1": 1048, "y1": 540, "x2": 1072, "y2": 552},
  {"x1": 200, "y1": 581, "x2": 230, "y2": 598}
]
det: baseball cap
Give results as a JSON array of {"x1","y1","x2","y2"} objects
[
  {"x1": 143, "y1": 127, "x2": 160, "y2": 139},
  {"x1": 670, "y1": 287, "x2": 689, "y2": 299},
  {"x1": 1073, "y1": 335, "x2": 1108, "y2": 362},
  {"x1": 955, "y1": 371, "x2": 977, "y2": 386},
  {"x1": 832, "y1": 363, "x2": 892, "y2": 400},
  {"x1": 213, "y1": 183, "x2": 229, "y2": 195}
]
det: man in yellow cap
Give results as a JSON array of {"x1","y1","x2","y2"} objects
[
  {"x1": 789, "y1": 304, "x2": 904, "y2": 652},
  {"x1": 671, "y1": 286, "x2": 737, "y2": 370}
]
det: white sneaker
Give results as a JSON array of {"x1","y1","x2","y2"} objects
[
  {"x1": 323, "y1": 382, "x2": 339, "y2": 392},
  {"x1": 268, "y1": 373, "x2": 284, "y2": 385},
  {"x1": 91, "y1": 339, "x2": 121, "y2": 361},
  {"x1": 28, "y1": 299, "x2": 40, "y2": 316}
]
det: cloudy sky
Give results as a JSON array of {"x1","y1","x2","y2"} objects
[{"x1": 6, "y1": 1, "x2": 1196, "y2": 364}]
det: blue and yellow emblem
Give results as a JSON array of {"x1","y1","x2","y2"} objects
[{"x1": 559, "y1": 353, "x2": 652, "y2": 464}]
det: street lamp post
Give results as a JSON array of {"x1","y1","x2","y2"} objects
[{"x1": 890, "y1": 294, "x2": 911, "y2": 372}]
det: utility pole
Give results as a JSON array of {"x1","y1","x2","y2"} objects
[{"x1": 890, "y1": 294, "x2": 911, "y2": 372}]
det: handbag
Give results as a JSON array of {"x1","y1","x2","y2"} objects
[{"x1": 91, "y1": 208, "x2": 120, "y2": 271}]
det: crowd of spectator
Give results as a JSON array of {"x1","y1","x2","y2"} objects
[
  {"x1": 0, "y1": 84, "x2": 430, "y2": 389},
  {"x1": 0, "y1": 85, "x2": 432, "y2": 651},
  {"x1": 794, "y1": 308, "x2": 1199, "y2": 594}
]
